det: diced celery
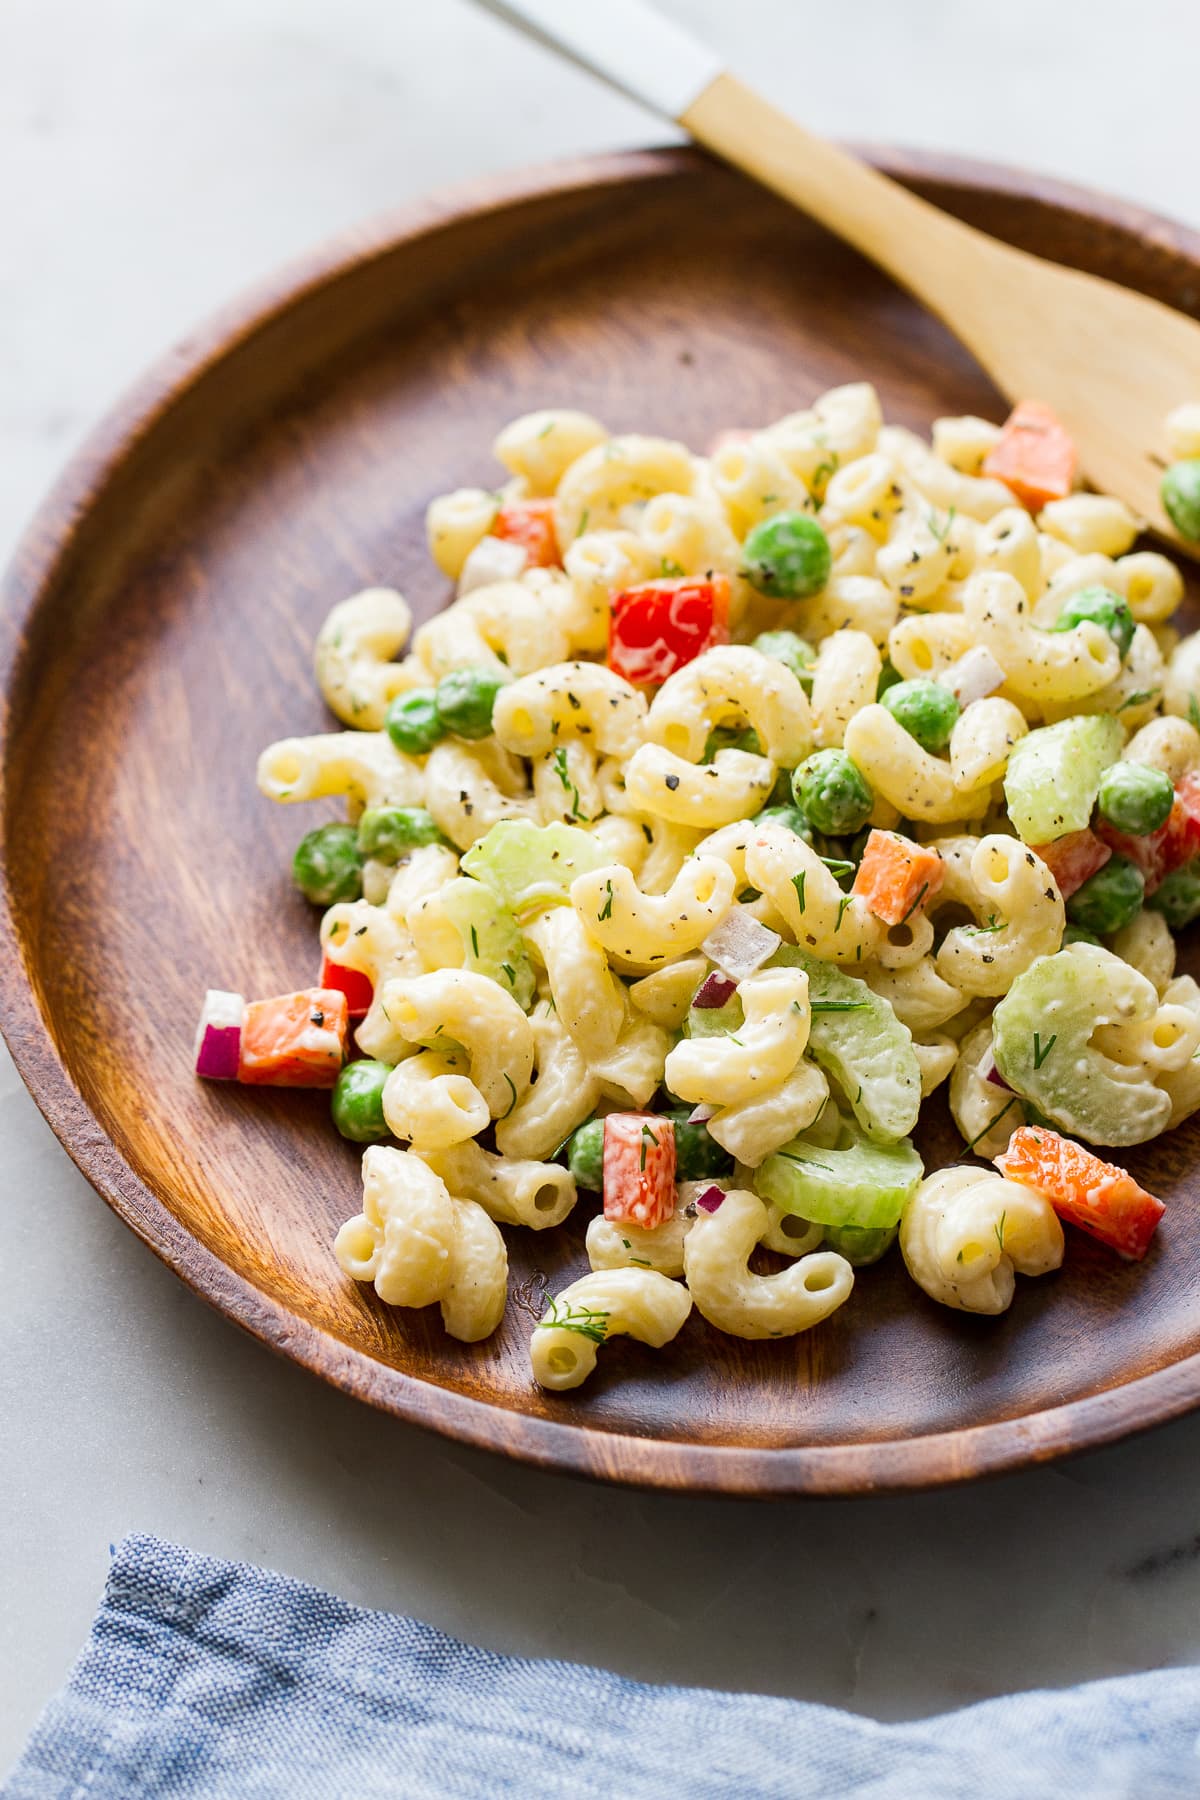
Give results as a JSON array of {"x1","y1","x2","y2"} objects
[
  {"x1": 1003, "y1": 715, "x2": 1123, "y2": 844},
  {"x1": 821, "y1": 1221, "x2": 899, "y2": 1266},
  {"x1": 439, "y1": 876, "x2": 535, "y2": 1009},
  {"x1": 461, "y1": 820, "x2": 609, "y2": 920},
  {"x1": 991, "y1": 942, "x2": 1172, "y2": 1146},
  {"x1": 770, "y1": 945, "x2": 920, "y2": 1142},
  {"x1": 757, "y1": 1119, "x2": 923, "y2": 1230},
  {"x1": 683, "y1": 992, "x2": 744, "y2": 1039}
]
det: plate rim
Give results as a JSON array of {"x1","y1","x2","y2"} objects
[{"x1": 4, "y1": 143, "x2": 1200, "y2": 1497}]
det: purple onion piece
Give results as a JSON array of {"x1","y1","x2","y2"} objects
[
  {"x1": 692, "y1": 972, "x2": 738, "y2": 1010},
  {"x1": 688, "y1": 1103, "x2": 717, "y2": 1124},
  {"x1": 985, "y1": 1059, "x2": 1011, "y2": 1091},
  {"x1": 695, "y1": 1185, "x2": 726, "y2": 1213}
]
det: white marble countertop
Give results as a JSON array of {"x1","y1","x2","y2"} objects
[{"x1": 5, "y1": 0, "x2": 1200, "y2": 1772}]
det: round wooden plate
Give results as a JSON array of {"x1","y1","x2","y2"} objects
[{"x1": 4, "y1": 147, "x2": 1200, "y2": 1496}]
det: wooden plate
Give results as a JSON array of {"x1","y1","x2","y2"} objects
[{"x1": 4, "y1": 147, "x2": 1200, "y2": 1497}]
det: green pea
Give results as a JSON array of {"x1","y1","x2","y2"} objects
[
  {"x1": 742, "y1": 511, "x2": 831, "y2": 598},
  {"x1": 565, "y1": 1118, "x2": 605, "y2": 1191},
  {"x1": 435, "y1": 666, "x2": 508, "y2": 739},
  {"x1": 665, "y1": 1111, "x2": 734, "y2": 1182},
  {"x1": 703, "y1": 724, "x2": 762, "y2": 761},
  {"x1": 1066, "y1": 855, "x2": 1145, "y2": 936},
  {"x1": 1053, "y1": 585, "x2": 1134, "y2": 659},
  {"x1": 880, "y1": 678, "x2": 960, "y2": 753},
  {"x1": 753, "y1": 802, "x2": 814, "y2": 843},
  {"x1": 1162, "y1": 460, "x2": 1200, "y2": 542},
  {"x1": 792, "y1": 749, "x2": 873, "y2": 836},
  {"x1": 386, "y1": 690, "x2": 445, "y2": 755},
  {"x1": 331, "y1": 1060, "x2": 391, "y2": 1143},
  {"x1": 292, "y1": 822, "x2": 363, "y2": 905},
  {"x1": 876, "y1": 660, "x2": 903, "y2": 699},
  {"x1": 1149, "y1": 863, "x2": 1200, "y2": 929},
  {"x1": 1062, "y1": 923, "x2": 1102, "y2": 947},
  {"x1": 356, "y1": 806, "x2": 447, "y2": 861},
  {"x1": 1096, "y1": 762, "x2": 1174, "y2": 837},
  {"x1": 822, "y1": 1222, "x2": 898, "y2": 1266},
  {"x1": 752, "y1": 629, "x2": 816, "y2": 689}
]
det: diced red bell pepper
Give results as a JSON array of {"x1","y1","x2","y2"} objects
[
  {"x1": 1095, "y1": 774, "x2": 1200, "y2": 894},
  {"x1": 319, "y1": 952, "x2": 374, "y2": 1020},
  {"x1": 982, "y1": 400, "x2": 1078, "y2": 512},
  {"x1": 851, "y1": 831, "x2": 945, "y2": 927},
  {"x1": 603, "y1": 1113, "x2": 677, "y2": 1230},
  {"x1": 608, "y1": 575, "x2": 731, "y2": 686},
  {"x1": 996, "y1": 1126, "x2": 1164, "y2": 1261},
  {"x1": 238, "y1": 988, "x2": 348, "y2": 1088},
  {"x1": 492, "y1": 498, "x2": 560, "y2": 568},
  {"x1": 1030, "y1": 829, "x2": 1111, "y2": 899}
]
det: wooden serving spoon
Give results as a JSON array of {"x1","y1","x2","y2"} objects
[{"x1": 475, "y1": 0, "x2": 1200, "y2": 552}]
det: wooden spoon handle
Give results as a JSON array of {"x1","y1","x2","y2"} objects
[{"x1": 682, "y1": 73, "x2": 1001, "y2": 319}]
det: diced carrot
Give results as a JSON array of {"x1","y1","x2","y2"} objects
[
  {"x1": 319, "y1": 952, "x2": 373, "y2": 1020},
  {"x1": 982, "y1": 400, "x2": 1078, "y2": 512},
  {"x1": 996, "y1": 1125, "x2": 1164, "y2": 1261},
  {"x1": 239, "y1": 988, "x2": 348, "y2": 1088},
  {"x1": 603, "y1": 1113, "x2": 677, "y2": 1231},
  {"x1": 1095, "y1": 778, "x2": 1200, "y2": 894},
  {"x1": 492, "y1": 498, "x2": 560, "y2": 568},
  {"x1": 851, "y1": 830, "x2": 945, "y2": 927},
  {"x1": 1030, "y1": 829, "x2": 1111, "y2": 899}
]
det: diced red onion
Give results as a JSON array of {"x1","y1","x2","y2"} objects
[
  {"x1": 194, "y1": 989, "x2": 245, "y2": 1080},
  {"x1": 695, "y1": 1185, "x2": 726, "y2": 1213},
  {"x1": 692, "y1": 971, "x2": 738, "y2": 1010},
  {"x1": 985, "y1": 1058, "x2": 1011, "y2": 1091},
  {"x1": 688, "y1": 1103, "x2": 717, "y2": 1124},
  {"x1": 701, "y1": 906, "x2": 781, "y2": 981}
]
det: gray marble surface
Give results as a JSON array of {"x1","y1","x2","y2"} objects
[{"x1": 5, "y1": 0, "x2": 1200, "y2": 1773}]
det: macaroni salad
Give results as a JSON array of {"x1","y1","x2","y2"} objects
[{"x1": 196, "y1": 387, "x2": 1200, "y2": 1391}]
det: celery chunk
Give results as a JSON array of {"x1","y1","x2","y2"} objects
[
  {"x1": 1003, "y1": 715, "x2": 1122, "y2": 844},
  {"x1": 757, "y1": 1119, "x2": 923, "y2": 1230},
  {"x1": 462, "y1": 820, "x2": 608, "y2": 920},
  {"x1": 439, "y1": 876, "x2": 535, "y2": 1010},
  {"x1": 770, "y1": 945, "x2": 920, "y2": 1142}
]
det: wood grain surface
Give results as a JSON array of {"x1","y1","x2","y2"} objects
[{"x1": 3, "y1": 147, "x2": 1200, "y2": 1496}]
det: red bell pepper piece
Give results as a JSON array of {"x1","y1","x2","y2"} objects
[
  {"x1": 851, "y1": 831, "x2": 944, "y2": 927},
  {"x1": 319, "y1": 952, "x2": 374, "y2": 1020},
  {"x1": 982, "y1": 400, "x2": 1078, "y2": 512},
  {"x1": 239, "y1": 988, "x2": 348, "y2": 1088},
  {"x1": 492, "y1": 498, "x2": 560, "y2": 568},
  {"x1": 1095, "y1": 774, "x2": 1200, "y2": 894},
  {"x1": 608, "y1": 575, "x2": 730, "y2": 686},
  {"x1": 996, "y1": 1125, "x2": 1164, "y2": 1261},
  {"x1": 1030, "y1": 828, "x2": 1111, "y2": 899},
  {"x1": 603, "y1": 1113, "x2": 677, "y2": 1230}
]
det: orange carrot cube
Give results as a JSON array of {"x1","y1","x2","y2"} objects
[
  {"x1": 983, "y1": 400, "x2": 1078, "y2": 512},
  {"x1": 238, "y1": 987, "x2": 348, "y2": 1088},
  {"x1": 851, "y1": 831, "x2": 945, "y2": 927},
  {"x1": 492, "y1": 498, "x2": 560, "y2": 568},
  {"x1": 996, "y1": 1125, "x2": 1164, "y2": 1261}
]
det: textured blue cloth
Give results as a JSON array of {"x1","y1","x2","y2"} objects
[{"x1": 4, "y1": 1535, "x2": 1198, "y2": 1799}]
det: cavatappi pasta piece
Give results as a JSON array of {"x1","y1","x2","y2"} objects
[
  {"x1": 1034, "y1": 552, "x2": 1121, "y2": 626},
  {"x1": 931, "y1": 414, "x2": 1002, "y2": 475},
  {"x1": 823, "y1": 452, "x2": 907, "y2": 535},
  {"x1": 1093, "y1": 986, "x2": 1200, "y2": 1077},
  {"x1": 802, "y1": 574, "x2": 898, "y2": 646},
  {"x1": 376, "y1": 969, "x2": 534, "y2": 1117},
  {"x1": 257, "y1": 731, "x2": 424, "y2": 812},
  {"x1": 492, "y1": 661, "x2": 647, "y2": 761},
  {"x1": 628, "y1": 956, "x2": 709, "y2": 1028},
  {"x1": 415, "y1": 579, "x2": 571, "y2": 679},
  {"x1": 426, "y1": 488, "x2": 499, "y2": 579},
  {"x1": 708, "y1": 436, "x2": 812, "y2": 536},
  {"x1": 1166, "y1": 403, "x2": 1200, "y2": 461},
  {"x1": 493, "y1": 408, "x2": 608, "y2": 493},
  {"x1": 949, "y1": 1021, "x2": 1026, "y2": 1158},
  {"x1": 313, "y1": 589, "x2": 421, "y2": 728},
  {"x1": 948, "y1": 697, "x2": 1029, "y2": 792},
  {"x1": 646, "y1": 646, "x2": 813, "y2": 768},
  {"x1": 971, "y1": 507, "x2": 1042, "y2": 599},
  {"x1": 761, "y1": 382, "x2": 882, "y2": 484},
  {"x1": 1110, "y1": 909, "x2": 1176, "y2": 995},
  {"x1": 416, "y1": 1140, "x2": 577, "y2": 1230},
  {"x1": 877, "y1": 424, "x2": 1014, "y2": 520},
  {"x1": 531, "y1": 737, "x2": 604, "y2": 827},
  {"x1": 495, "y1": 1001, "x2": 601, "y2": 1162},
  {"x1": 553, "y1": 434, "x2": 696, "y2": 544},
  {"x1": 571, "y1": 856, "x2": 735, "y2": 974},
  {"x1": 423, "y1": 740, "x2": 539, "y2": 851},
  {"x1": 1157, "y1": 977, "x2": 1200, "y2": 1128},
  {"x1": 745, "y1": 822, "x2": 881, "y2": 964},
  {"x1": 682, "y1": 1189, "x2": 854, "y2": 1339},
  {"x1": 588, "y1": 997, "x2": 671, "y2": 1108},
  {"x1": 872, "y1": 911, "x2": 935, "y2": 970},
  {"x1": 586, "y1": 1210, "x2": 692, "y2": 1277},
  {"x1": 1037, "y1": 493, "x2": 1140, "y2": 558},
  {"x1": 888, "y1": 610, "x2": 976, "y2": 682},
  {"x1": 861, "y1": 958, "x2": 969, "y2": 1034},
  {"x1": 623, "y1": 743, "x2": 777, "y2": 830},
  {"x1": 664, "y1": 967, "x2": 813, "y2": 1108},
  {"x1": 759, "y1": 1202, "x2": 826, "y2": 1258},
  {"x1": 876, "y1": 510, "x2": 954, "y2": 602},
  {"x1": 934, "y1": 836, "x2": 1064, "y2": 998},
  {"x1": 809, "y1": 630, "x2": 881, "y2": 749},
  {"x1": 912, "y1": 1034, "x2": 959, "y2": 1096},
  {"x1": 1119, "y1": 552, "x2": 1185, "y2": 625},
  {"x1": 1163, "y1": 632, "x2": 1200, "y2": 725},
  {"x1": 899, "y1": 1165, "x2": 1063, "y2": 1315},
  {"x1": 523, "y1": 904, "x2": 624, "y2": 1054},
  {"x1": 382, "y1": 1049, "x2": 490, "y2": 1150},
  {"x1": 530, "y1": 1268, "x2": 692, "y2": 1391},
  {"x1": 561, "y1": 530, "x2": 656, "y2": 656},
  {"x1": 843, "y1": 705, "x2": 988, "y2": 825},
  {"x1": 965, "y1": 571, "x2": 1121, "y2": 703},
  {"x1": 639, "y1": 490, "x2": 743, "y2": 579},
  {"x1": 335, "y1": 1146, "x2": 507, "y2": 1341},
  {"x1": 630, "y1": 818, "x2": 710, "y2": 894},
  {"x1": 1123, "y1": 715, "x2": 1200, "y2": 783},
  {"x1": 703, "y1": 1059, "x2": 830, "y2": 1167}
]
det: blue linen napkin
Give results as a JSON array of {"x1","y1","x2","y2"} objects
[{"x1": 4, "y1": 1534, "x2": 1198, "y2": 1799}]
